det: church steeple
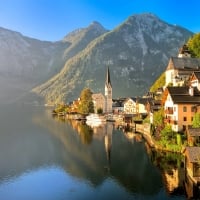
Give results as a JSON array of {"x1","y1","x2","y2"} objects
[
  {"x1": 105, "y1": 67, "x2": 112, "y2": 113},
  {"x1": 105, "y1": 67, "x2": 112, "y2": 87}
]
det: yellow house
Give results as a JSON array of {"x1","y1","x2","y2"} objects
[{"x1": 124, "y1": 97, "x2": 149, "y2": 115}]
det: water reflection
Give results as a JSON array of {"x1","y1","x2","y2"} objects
[
  {"x1": 34, "y1": 111, "x2": 165, "y2": 196},
  {"x1": 0, "y1": 105, "x2": 192, "y2": 199}
]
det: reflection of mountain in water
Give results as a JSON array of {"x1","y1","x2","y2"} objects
[
  {"x1": 0, "y1": 105, "x2": 163, "y2": 196},
  {"x1": 34, "y1": 110, "x2": 163, "y2": 195}
]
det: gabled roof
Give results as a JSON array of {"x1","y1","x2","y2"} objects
[
  {"x1": 178, "y1": 44, "x2": 191, "y2": 55},
  {"x1": 92, "y1": 93, "x2": 105, "y2": 100},
  {"x1": 191, "y1": 71, "x2": 200, "y2": 81},
  {"x1": 164, "y1": 86, "x2": 200, "y2": 104},
  {"x1": 166, "y1": 57, "x2": 200, "y2": 71},
  {"x1": 185, "y1": 147, "x2": 200, "y2": 163},
  {"x1": 125, "y1": 97, "x2": 137, "y2": 103},
  {"x1": 137, "y1": 97, "x2": 152, "y2": 105}
]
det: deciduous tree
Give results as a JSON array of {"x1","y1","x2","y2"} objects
[
  {"x1": 78, "y1": 88, "x2": 94, "y2": 114},
  {"x1": 187, "y1": 33, "x2": 200, "y2": 58}
]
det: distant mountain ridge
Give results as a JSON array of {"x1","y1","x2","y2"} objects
[
  {"x1": 0, "y1": 22, "x2": 106, "y2": 103},
  {"x1": 33, "y1": 13, "x2": 193, "y2": 104},
  {"x1": 0, "y1": 13, "x2": 193, "y2": 104}
]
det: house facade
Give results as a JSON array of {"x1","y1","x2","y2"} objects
[
  {"x1": 124, "y1": 98, "x2": 137, "y2": 114},
  {"x1": 187, "y1": 127, "x2": 200, "y2": 146},
  {"x1": 92, "y1": 93, "x2": 105, "y2": 113},
  {"x1": 165, "y1": 45, "x2": 200, "y2": 87},
  {"x1": 124, "y1": 97, "x2": 149, "y2": 115},
  {"x1": 165, "y1": 57, "x2": 200, "y2": 87},
  {"x1": 162, "y1": 86, "x2": 200, "y2": 132},
  {"x1": 190, "y1": 71, "x2": 200, "y2": 91}
]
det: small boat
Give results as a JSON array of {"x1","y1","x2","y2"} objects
[{"x1": 86, "y1": 114, "x2": 106, "y2": 127}]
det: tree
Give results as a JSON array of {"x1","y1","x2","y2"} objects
[
  {"x1": 150, "y1": 72, "x2": 165, "y2": 93},
  {"x1": 153, "y1": 107, "x2": 164, "y2": 127},
  {"x1": 97, "y1": 107, "x2": 103, "y2": 114},
  {"x1": 192, "y1": 112, "x2": 200, "y2": 128},
  {"x1": 187, "y1": 33, "x2": 200, "y2": 58},
  {"x1": 78, "y1": 88, "x2": 94, "y2": 114}
]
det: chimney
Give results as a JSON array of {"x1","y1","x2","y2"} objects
[{"x1": 189, "y1": 86, "x2": 194, "y2": 96}]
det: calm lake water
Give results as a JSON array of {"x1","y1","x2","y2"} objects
[{"x1": 0, "y1": 103, "x2": 194, "y2": 199}]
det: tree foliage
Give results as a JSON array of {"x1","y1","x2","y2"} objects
[
  {"x1": 153, "y1": 107, "x2": 164, "y2": 127},
  {"x1": 150, "y1": 72, "x2": 165, "y2": 93},
  {"x1": 78, "y1": 88, "x2": 94, "y2": 114},
  {"x1": 192, "y1": 112, "x2": 200, "y2": 128},
  {"x1": 187, "y1": 33, "x2": 200, "y2": 58}
]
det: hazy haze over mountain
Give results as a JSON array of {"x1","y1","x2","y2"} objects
[
  {"x1": 33, "y1": 13, "x2": 193, "y2": 104},
  {"x1": 0, "y1": 13, "x2": 193, "y2": 104}
]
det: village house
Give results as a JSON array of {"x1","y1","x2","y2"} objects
[
  {"x1": 123, "y1": 97, "x2": 150, "y2": 116},
  {"x1": 123, "y1": 97, "x2": 137, "y2": 114},
  {"x1": 112, "y1": 98, "x2": 125, "y2": 114},
  {"x1": 187, "y1": 127, "x2": 200, "y2": 146},
  {"x1": 165, "y1": 45, "x2": 200, "y2": 87},
  {"x1": 190, "y1": 71, "x2": 200, "y2": 90},
  {"x1": 162, "y1": 86, "x2": 200, "y2": 132},
  {"x1": 92, "y1": 93, "x2": 105, "y2": 113}
]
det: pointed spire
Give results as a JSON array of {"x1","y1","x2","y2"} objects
[{"x1": 105, "y1": 67, "x2": 112, "y2": 87}]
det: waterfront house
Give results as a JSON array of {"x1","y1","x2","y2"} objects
[
  {"x1": 185, "y1": 147, "x2": 200, "y2": 185},
  {"x1": 112, "y1": 98, "x2": 125, "y2": 114},
  {"x1": 162, "y1": 86, "x2": 200, "y2": 132},
  {"x1": 187, "y1": 127, "x2": 200, "y2": 146},
  {"x1": 124, "y1": 97, "x2": 150, "y2": 115},
  {"x1": 124, "y1": 97, "x2": 137, "y2": 114}
]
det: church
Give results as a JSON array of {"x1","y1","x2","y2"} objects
[{"x1": 92, "y1": 67, "x2": 113, "y2": 113}]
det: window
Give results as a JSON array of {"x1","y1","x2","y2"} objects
[
  {"x1": 183, "y1": 106, "x2": 187, "y2": 112},
  {"x1": 183, "y1": 117, "x2": 187, "y2": 121},
  {"x1": 191, "y1": 106, "x2": 196, "y2": 112}
]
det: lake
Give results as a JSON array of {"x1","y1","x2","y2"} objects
[{"x1": 0, "y1": 103, "x2": 194, "y2": 199}]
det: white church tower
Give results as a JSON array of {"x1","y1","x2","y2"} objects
[{"x1": 105, "y1": 67, "x2": 112, "y2": 113}]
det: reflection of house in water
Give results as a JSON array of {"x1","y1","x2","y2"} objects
[
  {"x1": 104, "y1": 122, "x2": 113, "y2": 167},
  {"x1": 162, "y1": 168, "x2": 185, "y2": 194},
  {"x1": 151, "y1": 151, "x2": 185, "y2": 196}
]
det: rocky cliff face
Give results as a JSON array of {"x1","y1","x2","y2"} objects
[{"x1": 33, "y1": 13, "x2": 193, "y2": 104}]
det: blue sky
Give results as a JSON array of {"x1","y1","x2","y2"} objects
[{"x1": 0, "y1": 0, "x2": 200, "y2": 41}]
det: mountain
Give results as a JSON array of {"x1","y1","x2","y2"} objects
[
  {"x1": 0, "y1": 22, "x2": 107, "y2": 104},
  {"x1": 33, "y1": 13, "x2": 193, "y2": 104}
]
